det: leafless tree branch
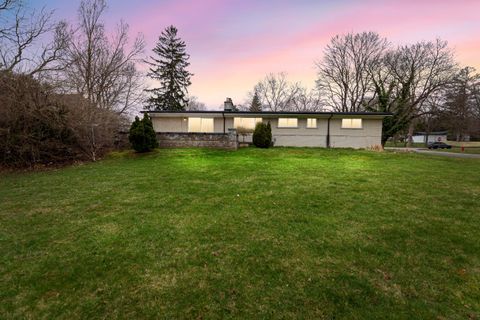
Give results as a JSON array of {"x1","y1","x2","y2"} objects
[
  {"x1": 63, "y1": 0, "x2": 145, "y2": 115},
  {"x1": 316, "y1": 32, "x2": 389, "y2": 112},
  {"x1": 0, "y1": 1, "x2": 69, "y2": 75}
]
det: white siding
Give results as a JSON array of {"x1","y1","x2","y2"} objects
[
  {"x1": 330, "y1": 119, "x2": 382, "y2": 148},
  {"x1": 270, "y1": 118, "x2": 327, "y2": 147},
  {"x1": 150, "y1": 114, "x2": 385, "y2": 149}
]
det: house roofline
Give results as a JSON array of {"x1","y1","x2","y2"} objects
[{"x1": 141, "y1": 110, "x2": 392, "y2": 116}]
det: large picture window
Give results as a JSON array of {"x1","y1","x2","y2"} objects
[
  {"x1": 188, "y1": 117, "x2": 214, "y2": 132},
  {"x1": 341, "y1": 118, "x2": 362, "y2": 129},
  {"x1": 278, "y1": 118, "x2": 298, "y2": 128},
  {"x1": 307, "y1": 118, "x2": 317, "y2": 128},
  {"x1": 233, "y1": 117, "x2": 262, "y2": 130}
]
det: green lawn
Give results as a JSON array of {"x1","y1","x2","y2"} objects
[
  {"x1": 440, "y1": 148, "x2": 480, "y2": 154},
  {"x1": 1, "y1": 148, "x2": 479, "y2": 319},
  {"x1": 385, "y1": 141, "x2": 480, "y2": 154},
  {"x1": 384, "y1": 141, "x2": 426, "y2": 148}
]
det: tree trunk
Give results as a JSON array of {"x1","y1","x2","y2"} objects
[
  {"x1": 424, "y1": 128, "x2": 431, "y2": 147},
  {"x1": 406, "y1": 122, "x2": 415, "y2": 147}
]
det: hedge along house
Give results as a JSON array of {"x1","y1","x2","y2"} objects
[{"x1": 144, "y1": 104, "x2": 391, "y2": 149}]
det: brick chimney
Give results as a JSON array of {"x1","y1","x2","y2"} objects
[{"x1": 224, "y1": 98, "x2": 234, "y2": 111}]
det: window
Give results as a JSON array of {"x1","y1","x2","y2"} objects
[
  {"x1": 188, "y1": 117, "x2": 214, "y2": 132},
  {"x1": 278, "y1": 118, "x2": 298, "y2": 128},
  {"x1": 233, "y1": 117, "x2": 262, "y2": 130},
  {"x1": 307, "y1": 118, "x2": 317, "y2": 128},
  {"x1": 341, "y1": 118, "x2": 362, "y2": 129}
]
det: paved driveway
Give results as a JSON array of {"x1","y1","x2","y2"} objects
[{"x1": 385, "y1": 147, "x2": 480, "y2": 159}]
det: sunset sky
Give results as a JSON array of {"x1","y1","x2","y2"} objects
[{"x1": 31, "y1": 0, "x2": 480, "y2": 109}]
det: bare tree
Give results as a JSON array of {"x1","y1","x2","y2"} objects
[
  {"x1": 474, "y1": 76, "x2": 480, "y2": 126},
  {"x1": 1, "y1": 0, "x2": 18, "y2": 38},
  {"x1": 474, "y1": 78, "x2": 480, "y2": 118},
  {"x1": 254, "y1": 72, "x2": 301, "y2": 111},
  {"x1": 384, "y1": 39, "x2": 456, "y2": 144},
  {"x1": 186, "y1": 95, "x2": 207, "y2": 111},
  {"x1": 0, "y1": 0, "x2": 69, "y2": 75},
  {"x1": 0, "y1": 71, "x2": 75, "y2": 166},
  {"x1": 60, "y1": 94, "x2": 120, "y2": 161},
  {"x1": 290, "y1": 86, "x2": 323, "y2": 112},
  {"x1": 316, "y1": 32, "x2": 389, "y2": 112},
  {"x1": 64, "y1": 0, "x2": 145, "y2": 115},
  {"x1": 440, "y1": 66, "x2": 479, "y2": 141},
  {"x1": 358, "y1": 37, "x2": 456, "y2": 145},
  {"x1": 0, "y1": 0, "x2": 16, "y2": 11},
  {"x1": 416, "y1": 91, "x2": 446, "y2": 145}
]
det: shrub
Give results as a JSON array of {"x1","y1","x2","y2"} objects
[
  {"x1": 236, "y1": 126, "x2": 254, "y2": 143},
  {"x1": 0, "y1": 72, "x2": 76, "y2": 167},
  {"x1": 252, "y1": 122, "x2": 272, "y2": 148},
  {"x1": 367, "y1": 144, "x2": 384, "y2": 152},
  {"x1": 0, "y1": 71, "x2": 126, "y2": 167},
  {"x1": 266, "y1": 122, "x2": 272, "y2": 145},
  {"x1": 62, "y1": 94, "x2": 122, "y2": 161},
  {"x1": 128, "y1": 113, "x2": 158, "y2": 152}
]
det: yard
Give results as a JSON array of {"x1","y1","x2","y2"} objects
[{"x1": 1, "y1": 148, "x2": 479, "y2": 319}]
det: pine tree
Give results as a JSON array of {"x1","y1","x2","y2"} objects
[
  {"x1": 265, "y1": 121, "x2": 272, "y2": 145},
  {"x1": 142, "y1": 113, "x2": 159, "y2": 150},
  {"x1": 252, "y1": 122, "x2": 272, "y2": 148},
  {"x1": 129, "y1": 114, "x2": 158, "y2": 152},
  {"x1": 146, "y1": 26, "x2": 193, "y2": 111},
  {"x1": 250, "y1": 90, "x2": 262, "y2": 112}
]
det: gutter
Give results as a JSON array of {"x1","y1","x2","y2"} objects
[
  {"x1": 222, "y1": 112, "x2": 225, "y2": 134},
  {"x1": 142, "y1": 110, "x2": 392, "y2": 116},
  {"x1": 326, "y1": 113, "x2": 333, "y2": 148}
]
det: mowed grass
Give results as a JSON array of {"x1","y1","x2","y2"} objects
[
  {"x1": 1, "y1": 148, "x2": 479, "y2": 319},
  {"x1": 440, "y1": 147, "x2": 480, "y2": 154},
  {"x1": 385, "y1": 140, "x2": 480, "y2": 154}
]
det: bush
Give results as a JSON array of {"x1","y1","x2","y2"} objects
[
  {"x1": 128, "y1": 113, "x2": 158, "y2": 152},
  {"x1": 252, "y1": 122, "x2": 272, "y2": 148},
  {"x1": 62, "y1": 94, "x2": 123, "y2": 161},
  {"x1": 0, "y1": 71, "x2": 126, "y2": 167},
  {"x1": 0, "y1": 72, "x2": 75, "y2": 167}
]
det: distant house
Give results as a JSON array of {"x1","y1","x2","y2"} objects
[{"x1": 412, "y1": 131, "x2": 448, "y2": 144}]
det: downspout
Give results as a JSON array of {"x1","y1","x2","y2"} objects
[
  {"x1": 326, "y1": 113, "x2": 333, "y2": 148},
  {"x1": 222, "y1": 112, "x2": 225, "y2": 134}
]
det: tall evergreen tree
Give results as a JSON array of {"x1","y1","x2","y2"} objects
[
  {"x1": 250, "y1": 90, "x2": 262, "y2": 112},
  {"x1": 146, "y1": 26, "x2": 193, "y2": 111}
]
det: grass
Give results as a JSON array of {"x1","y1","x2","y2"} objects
[
  {"x1": 385, "y1": 140, "x2": 480, "y2": 154},
  {"x1": 439, "y1": 148, "x2": 480, "y2": 154},
  {"x1": 386, "y1": 140, "x2": 480, "y2": 148},
  {"x1": 447, "y1": 141, "x2": 480, "y2": 147},
  {"x1": 443, "y1": 141, "x2": 480, "y2": 154},
  {"x1": 384, "y1": 141, "x2": 425, "y2": 148},
  {"x1": 1, "y1": 148, "x2": 479, "y2": 319}
]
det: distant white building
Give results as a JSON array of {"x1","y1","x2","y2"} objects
[{"x1": 412, "y1": 131, "x2": 448, "y2": 144}]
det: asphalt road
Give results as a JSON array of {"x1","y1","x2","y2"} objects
[{"x1": 385, "y1": 147, "x2": 480, "y2": 159}]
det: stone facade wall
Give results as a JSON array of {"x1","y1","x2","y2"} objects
[{"x1": 156, "y1": 130, "x2": 238, "y2": 150}]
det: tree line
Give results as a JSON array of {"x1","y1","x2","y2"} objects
[
  {"x1": 145, "y1": 27, "x2": 480, "y2": 145},
  {"x1": 1, "y1": 0, "x2": 144, "y2": 166},
  {"x1": 242, "y1": 33, "x2": 479, "y2": 145},
  {"x1": 315, "y1": 32, "x2": 480, "y2": 144},
  {"x1": 2, "y1": 0, "x2": 479, "y2": 167}
]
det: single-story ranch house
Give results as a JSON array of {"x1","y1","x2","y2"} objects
[{"x1": 144, "y1": 105, "x2": 391, "y2": 149}]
